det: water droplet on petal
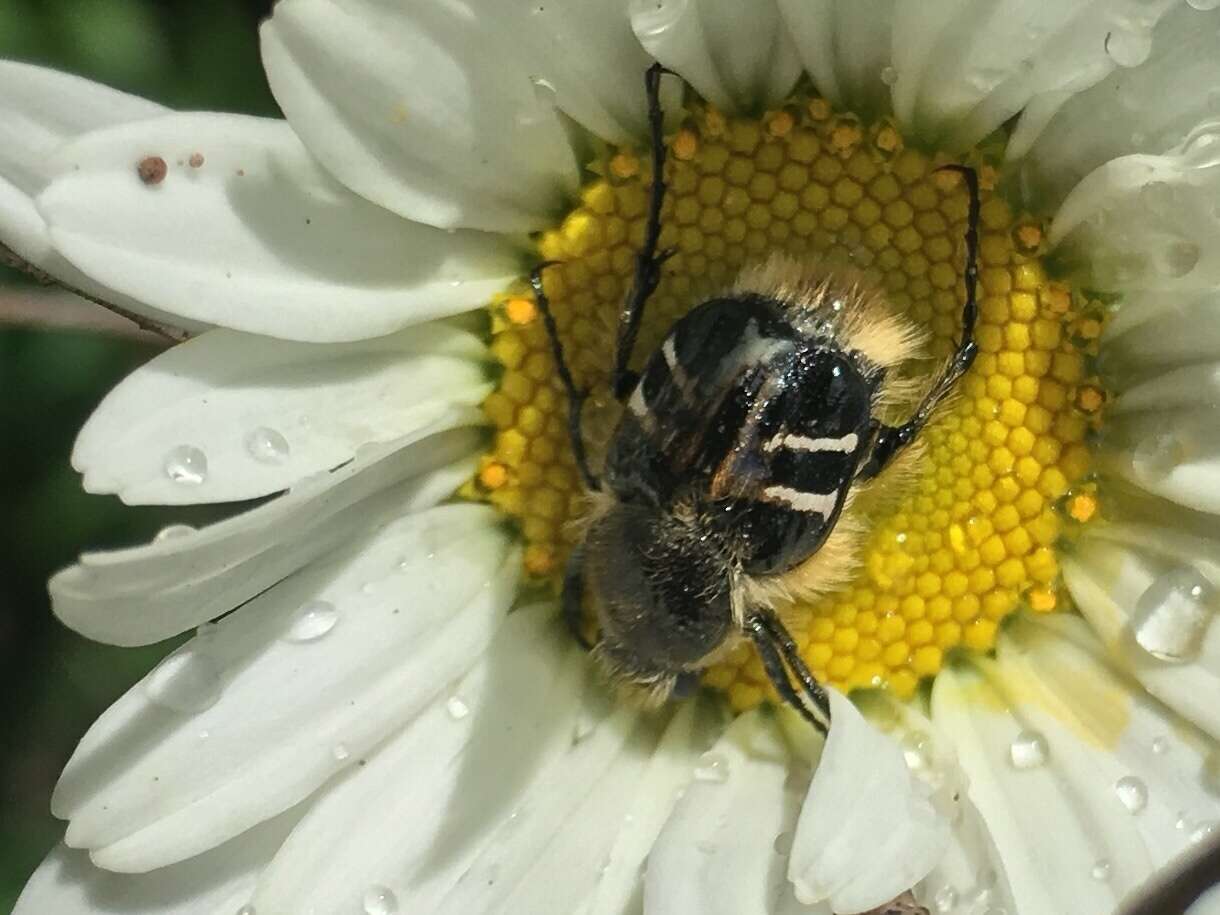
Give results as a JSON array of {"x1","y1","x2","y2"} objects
[
  {"x1": 362, "y1": 885, "x2": 399, "y2": 915},
  {"x1": 1151, "y1": 736, "x2": 1170, "y2": 755},
  {"x1": 146, "y1": 649, "x2": 222, "y2": 713},
  {"x1": 237, "y1": 906, "x2": 256, "y2": 915},
  {"x1": 1115, "y1": 774, "x2": 1149, "y2": 813},
  {"x1": 154, "y1": 523, "x2": 195, "y2": 542},
  {"x1": 1132, "y1": 568, "x2": 1215, "y2": 662},
  {"x1": 1008, "y1": 730, "x2": 1049, "y2": 769},
  {"x1": 245, "y1": 426, "x2": 290, "y2": 464},
  {"x1": 693, "y1": 751, "x2": 729, "y2": 783},
  {"x1": 529, "y1": 75, "x2": 558, "y2": 106},
  {"x1": 1091, "y1": 859, "x2": 1112, "y2": 881},
  {"x1": 880, "y1": 65, "x2": 898, "y2": 86},
  {"x1": 447, "y1": 696, "x2": 470, "y2": 720},
  {"x1": 1104, "y1": 26, "x2": 1152, "y2": 68},
  {"x1": 772, "y1": 831, "x2": 794, "y2": 856},
  {"x1": 164, "y1": 445, "x2": 208, "y2": 485},
  {"x1": 1153, "y1": 240, "x2": 1201, "y2": 278},
  {"x1": 1191, "y1": 820, "x2": 1218, "y2": 843},
  {"x1": 1131, "y1": 424, "x2": 1189, "y2": 482},
  {"x1": 285, "y1": 600, "x2": 339, "y2": 643},
  {"x1": 333, "y1": 743, "x2": 351, "y2": 761},
  {"x1": 1188, "y1": 0, "x2": 1220, "y2": 11},
  {"x1": 934, "y1": 886, "x2": 959, "y2": 912}
]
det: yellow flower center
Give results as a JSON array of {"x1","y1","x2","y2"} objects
[{"x1": 473, "y1": 94, "x2": 1105, "y2": 708}]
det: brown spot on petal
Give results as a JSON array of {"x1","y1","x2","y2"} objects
[
  {"x1": 137, "y1": 156, "x2": 167, "y2": 185},
  {"x1": 188, "y1": 153, "x2": 205, "y2": 168}
]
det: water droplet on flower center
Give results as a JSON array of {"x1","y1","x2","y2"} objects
[
  {"x1": 693, "y1": 751, "x2": 730, "y2": 783},
  {"x1": 145, "y1": 649, "x2": 222, "y2": 713},
  {"x1": 284, "y1": 600, "x2": 339, "y2": 643},
  {"x1": 164, "y1": 445, "x2": 208, "y2": 485},
  {"x1": 1132, "y1": 568, "x2": 1214, "y2": 663},
  {"x1": 245, "y1": 426, "x2": 290, "y2": 464},
  {"x1": 1008, "y1": 730, "x2": 1049, "y2": 769},
  {"x1": 1115, "y1": 774, "x2": 1149, "y2": 813},
  {"x1": 362, "y1": 885, "x2": 399, "y2": 915}
]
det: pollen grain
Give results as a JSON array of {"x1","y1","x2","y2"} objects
[{"x1": 475, "y1": 96, "x2": 1105, "y2": 706}]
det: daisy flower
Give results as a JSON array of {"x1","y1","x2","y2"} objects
[{"x1": 7, "y1": 1, "x2": 1220, "y2": 912}]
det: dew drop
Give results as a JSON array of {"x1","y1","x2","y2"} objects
[
  {"x1": 693, "y1": 751, "x2": 729, "y2": 783},
  {"x1": 245, "y1": 426, "x2": 290, "y2": 464},
  {"x1": 1131, "y1": 425, "x2": 1188, "y2": 482},
  {"x1": 934, "y1": 886, "x2": 959, "y2": 912},
  {"x1": 446, "y1": 696, "x2": 471, "y2": 720},
  {"x1": 1008, "y1": 730, "x2": 1049, "y2": 769},
  {"x1": 145, "y1": 649, "x2": 222, "y2": 713},
  {"x1": 333, "y1": 743, "x2": 351, "y2": 761},
  {"x1": 1115, "y1": 774, "x2": 1149, "y2": 813},
  {"x1": 1132, "y1": 568, "x2": 1215, "y2": 663},
  {"x1": 1151, "y1": 736, "x2": 1170, "y2": 755},
  {"x1": 880, "y1": 65, "x2": 898, "y2": 86},
  {"x1": 164, "y1": 445, "x2": 208, "y2": 485},
  {"x1": 1191, "y1": 820, "x2": 1218, "y2": 843},
  {"x1": 362, "y1": 885, "x2": 399, "y2": 915},
  {"x1": 772, "y1": 830, "x2": 794, "y2": 856},
  {"x1": 1188, "y1": 0, "x2": 1220, "y2": 10},
  {"x1": 1153, "y1": 240, "x2": 1201, "y2": 278},
  {"x1": 529, "y1": 75, "x2": 558, "y2": 106},
  {"x1": 1104, "y1": 26, "x2": 1152, "y2": 68},
  {"x1": 1091, "y1": 858, "x2": 1112, "y2": 882},
  {"x1": 284, "y1": 599, "x2": 339, "y2": 643},
  {"x1": 237, "y1": 906, "x2": 256, "y2": 915},
  {"x1": 154, "y1": 523, "x2": 195, "y2": 542}
]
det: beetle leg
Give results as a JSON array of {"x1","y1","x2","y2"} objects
[
  {"x1": 613, "y1": 63, "x2": 674, "y2": 402},
  {"x1": 531, "y1": 264, "x2": 602, "y2": 491},
  {"x1": 858, "y1": 164, "x2": 980, "y2": 480},
  {"x1": 562, "y1": 544, "x2": 595, "y2": 651},
  {"x1": 747, "y1": 612, "x2": 832, "y2": 734}
]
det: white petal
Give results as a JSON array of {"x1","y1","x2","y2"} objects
[
  {"x1": 50, "y1": 415, "x2": 481, "y2": 647},
  {"x1": 1101, "y1": 290, "x2": 1220, "y2": 373},
  {"x1": 1047, "y1": 131, "x2": 1220, "y2": 295},
  {"x1": 1018, "y1": 5, "x2": 1220, "y2": 206},
  {"x1": 260, "y1": 0, "x2": 579, "y2": 234},
  {"x1": 789, "y1": 690, "x2": 950, "y2": 914},
  {"x1": 469, "y1": 0, "x2": 657, "y2": 145},
  {"x1": 53, "y1": 503, "x2": 519, "y2": 872},
  {"x1": 889, "y1": 0, "x2": 1179, "y2": 150},
  {"x1": 646, "y1": 710, "x2": 830, "y2": 915},
  {"x1": 1096, "y1": 373, "x2": 1220, "y2": 514},
  {"x1": 0, "y1": 60, "x2": 204, "y2": 336},
  {"x1": 72, "y1": 322, "x2": 490, "y2": 505},
  {"x1": 13, "y1": 812, "x2": 299, "y2": 915},
  {"x1": 37, "y1": 112, "x2": 521, "y2": 342},
  {"x1": 630, "y1": 0, "x2": 803, "y2": 115},
  {"x1": 250, "y1": 604, "x2": 586, "y2": 912},
  {"x1": 775, "y1": 0, "x2": 894, "y2": 117},
  {"x1": 1002, "y1": 614, "x2": 1220, "y2": 866},
  {"x1": 932, "y1": 655, "x2": 1152, "y2": 915},
  {"x1": 1063, "y1": 538, "x2": 1220, "y2": 742},
  {"x1": 583, "y1": 698, "x2": 728, "y2": 915}
]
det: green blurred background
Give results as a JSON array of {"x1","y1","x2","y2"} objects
[{"x1": 1, "y1": 0, "x2": 275, "y2": 905}]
